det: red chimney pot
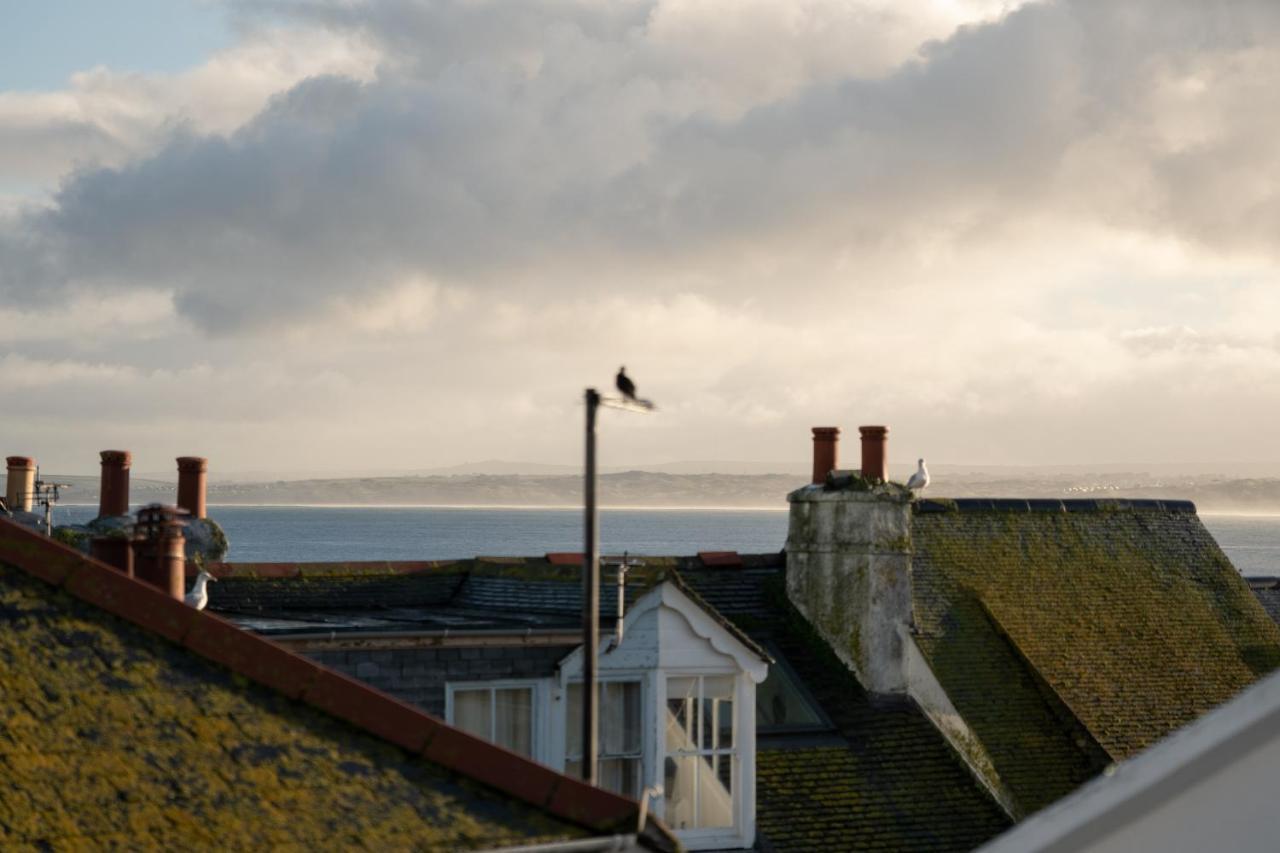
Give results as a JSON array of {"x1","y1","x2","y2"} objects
[
  {"x1": 811, "y1": 427, "x2": 840, "y2": 485},
  {"x1": 859, "y1": 425, "x2": 889, "y2": 483},
  {"x1": 99, "y1": 450, "x2": 132, "y2": 518},
  {"x1": 176, "y1": 456, "x2": 208, "y2": 519}
]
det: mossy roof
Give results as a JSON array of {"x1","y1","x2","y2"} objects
[
  {"x1": 677, "y1": 568, "x2": 1009, "y2": 850},
  {"x1": 911, "y1": 501, "x2": 1280, "y2": 815},
  {"x1": 0, "y1": 519, "x2": 675, "y2": 851}
]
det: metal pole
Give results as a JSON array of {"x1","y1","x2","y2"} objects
[{"x1": 582, "y1": 387, "x2": 600, "y2": 785}]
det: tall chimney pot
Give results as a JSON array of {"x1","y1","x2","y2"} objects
[
  {"x1": 99, "y1": 450, "x2": 132, "y2": 518},
  {"x1": 5, "y1": 456, "x2": 36, "y2": 512},
  {"x1": 811, "y1": 427, "x2": 840, "y2": 485},
  {"x1": 859, "y1": 426, "x2": 889, "y2": 483},
  {"x1": 90, "y1": 536, "x2": 134, "y2": 577},
  {"x1": 134, "y1": 504, "x2": 186, "y2": 600},
  {"x1": 176, "y1": 457, "x2": 208, "y2": 519}
]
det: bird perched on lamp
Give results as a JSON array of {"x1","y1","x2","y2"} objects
[
  {"x1": 906, "y1": 458, "x2": 930, "y2": 493},
  {"x1": 185, "y1": 567, "x2": 217, "y2": 610},
  {"x1": 616, "y1": 366, "x2": 637, "y2": 401}
]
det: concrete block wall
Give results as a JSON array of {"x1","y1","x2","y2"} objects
[{"x1": 305, "y1": 644, "x2": 576, "y2": 717}]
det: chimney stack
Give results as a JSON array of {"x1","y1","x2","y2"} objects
[
  {"x1": 134, "y1": 505, "x2": 186, "y2": 600},
  {"x1": 5, "y1": 456, "x2": 36, "y2": 512},
  {"x1": 176, "y1": 457, "x2": 208, "y2": 519},
  {"x1": 90, "y1": 536, "x2": 134, "y2": 577},
  {"x1": 811, "y1": 427, "x2": 840, "y2": 484},
  {"x1": 859, "y1": 426, "x2": 889, "y2": 483},
  {"x1": 99, "y1": 450, "x2": 132, "y2": 518}
]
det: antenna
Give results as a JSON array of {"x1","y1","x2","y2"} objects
[{"x1": 32, "y1": 467, "x2": 72, "y2": 537}]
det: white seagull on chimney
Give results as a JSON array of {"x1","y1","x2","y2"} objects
[
  {"x1": 185, "y1": 568, "x2": 217, "y2": 610},
  {"x1": 907, "y1": 458, "x2": 930, "y2": 493}
]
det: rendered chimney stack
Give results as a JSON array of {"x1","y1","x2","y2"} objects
[
  {"x1": 99, "y1": 450, "x2": 132, "y2": 518},
  {"x1": 811, "y1": 427, "x2": 840, "y2": 484},
  {"x1": 90, "y1": 536, "x2": 134, "y2": 577},
  {"x1": 176, "y1": 457, "x2": 208, "y2": 519},
  {"x1": 5, "y1": 456, "x2": 36, "y2": 512},
  {"x1": 134, "y1": 505, "x2": 186, "y2": 600},
  {"x1": 859, "y1": 426, "x2": 889, "y2": 483}
]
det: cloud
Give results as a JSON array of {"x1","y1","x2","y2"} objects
[
  {"x1": 3, "y1": 0, "x2": 1280, "y2": 471},
  {"x1": 10, "y1": 0, "x2": 1279, "y2": 333}
]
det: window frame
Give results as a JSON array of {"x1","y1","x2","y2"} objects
[
  {"x1": 444, "y1": 679, "x2": 550, "y2": 765},
  {"x1": 561, "y1": 676, "x2": 648, "y2": 799}
]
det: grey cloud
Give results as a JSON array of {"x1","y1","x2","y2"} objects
[{"x1": 3, "y1": 0, "x2": 1280, "y2": 332}]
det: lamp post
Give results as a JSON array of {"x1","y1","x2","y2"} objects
[{"x1": 581, "y1": 382, "x2": 654, "y2": 786}]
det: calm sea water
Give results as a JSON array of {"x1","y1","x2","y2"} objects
[{"x1": 52, "y1": 505, "x2": 1280, "y2": 576}]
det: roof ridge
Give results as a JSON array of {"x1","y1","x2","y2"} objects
[
  {"x1": 0, "y1": 517, "x2": 675, "y2": 848},
  {"x1": 914, "y1": 498, "x2": 1198, "y2": 514}
]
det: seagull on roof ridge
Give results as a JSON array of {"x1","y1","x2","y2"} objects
[
  {"x1": 907, "y1": 458, "x2": 930, "y2": 493},
  {"x1": 185, "y1": 568, "x2": 217, "y2": 610},
  {"x1": 616, "y1": 366, "x2": 637, "y2": 401}
]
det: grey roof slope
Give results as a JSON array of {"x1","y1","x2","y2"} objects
[{"x1": 208, "y1": 556, "x2": 1011, "y2": 851}]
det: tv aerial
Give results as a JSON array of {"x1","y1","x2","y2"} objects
[{"x1": 32, "y1": 467, "x2": 72, "y2": 536}]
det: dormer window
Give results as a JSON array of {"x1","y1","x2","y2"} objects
[
  {"x1": 553, "y1": 580, "x2": 770, "y2": 851},
  {"x1": 665, "y1": 675, "x2": 737, "y2": 829}
]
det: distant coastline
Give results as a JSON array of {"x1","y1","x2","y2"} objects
[{"x1": 46, "y1": 470, "x2": 1280, "y2": 515}]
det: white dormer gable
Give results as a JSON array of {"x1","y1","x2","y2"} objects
[
  {"x1": 558, "y1": 580, "x2": 770, "y2": 683},
  {"x1": 556, "y1": 579, "x2": 768, "y2": 851}
]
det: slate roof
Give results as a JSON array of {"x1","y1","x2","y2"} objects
[
  {"x1": 1248, "y1": 577, "x2": 1280, "y2": 625},
  {"x1": 0, "y1": 519, "x2": 676, "y2": 851},
  {"x1": 207, "y1": 555, "x2": 1010, "y2": 851},
  {"x1": 911, "y1": 498, "x2": 1280, "y2": 816}
]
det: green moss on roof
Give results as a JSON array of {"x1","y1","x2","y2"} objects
[
  {"x1": 753, "y1": 594, "x2": 1010, "y2": 851},
  {"x1": 0, "y1": 563, "x2": 584, "y2": 850},
  {"x1": 911, "y1": 508, "x2": 1280, "y2": 813}
]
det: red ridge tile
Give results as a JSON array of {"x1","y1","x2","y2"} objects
[
  {"x1": 65, "y1": 565, "x2": 198, "y2": 643},
  {"x1": 0, "y1": 518, "x2": 91, "y2": 586},
  {"x1": 302, "y1": 669, "x2": 440, "y2": 753},
  {"x1": 698, "y1": 550, "x2": 744, "y2": 568},
  {"x1": 546, "y1": 552, "x2": 585, "y2": 566},
  {"x1": 423, "y1": 725, "x2": 561, "y2": 807},
  {"x1": 546, "y1": 775, "x2": 638, "y2": 830},
  {"x1": 183, "y1": 613, "x2": 324, "y2": 699}
]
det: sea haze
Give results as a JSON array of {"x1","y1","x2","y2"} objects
[{"x1": 52, "y1": 506, "x2": 1280, "y2": 576}]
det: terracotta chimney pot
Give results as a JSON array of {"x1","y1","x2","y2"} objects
[
  {"x1": 811, "y1": 427, "x2": 840, "y2": 485},
  {"x1": 176, "y1": 457, "x2": 208, "y2": 519},
  {"x1": 90, "y1": 536, "x2": 134, "y2": 577},
  {"x1": 134, "y1": 504, "x2": 186, "y2": 600},
  {"x1": 5, "y1": 456, "x2": 36, "y2": 512},
  {"x1": 99, "y1": 450, "x2": 132, "y2": 518},
  {"x1": 859, "y1": 426, "x2": 889, "y2": 483}
]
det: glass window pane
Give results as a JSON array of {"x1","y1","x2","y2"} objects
[
  {"x1": 453, "y1": 688, "x2": 492, "y2": 741},
  {"x1": 666, "y1": 676, "x2": 697, "y2": 752},
  {"x1": 703, "y1": 676, "x2": 734, "y2": 751},
  {"x1": 664, "y1": 754, "x2": 698, "y2": 831},
  {"x1": 565, "y1": 683, "x2": 583, "y2": 761},
  {"x1": 494, "y1": 687, "x2": 533, "y2": 757},
  {"x1": 600, "y1": 757, "x2": 642, "y2": 799},
  {"x1": 755, "y1": 660, "x2": 824, "y2": 728},
  {"x1": 698, "y1": 752, "x2": 734, "y2": 828},
  {"x1": 602, "y1": 681, "x2": 642, "y2": 755}
]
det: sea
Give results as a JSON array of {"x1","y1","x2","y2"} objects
[{"x1": 51, "y1": 505, "x2": 1280, "y2": 577}]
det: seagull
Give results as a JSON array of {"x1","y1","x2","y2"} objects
[
  {"x1": 616, "y1": 366, "x2": 637, "y2": 401},
  {"x1": 185, "y1": 568, "x2": 217, "y2": 611},
  {"x1": 906, "y1": 458, "x2": 930, "y2": 493}
]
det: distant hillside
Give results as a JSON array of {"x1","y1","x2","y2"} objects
[{"x1": 44, "y1": 470, "x2": 1280, "y2": 513}]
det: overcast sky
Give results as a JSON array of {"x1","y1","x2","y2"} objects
[{"x1": 2, "y1": 0, "x2": 1278, "y2": 477}]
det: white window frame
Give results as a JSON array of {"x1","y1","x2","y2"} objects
[
  {"x1": 445, "y1": 679, "x2": 552, "y2": 766},
  {"x1": 657, "y1": 668, "x2": 755, "y2": 851},
  {"x1": 558, "y1": 675, "x2": 649, "y2": 799}
]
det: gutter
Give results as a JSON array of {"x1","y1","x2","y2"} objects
[{"x1": 481, "y1": 835, "x2": 642, "y2": 853}]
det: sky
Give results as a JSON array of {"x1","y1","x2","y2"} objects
[{"x1": 2, "y1": 0, "x2": 1279, "y2": 477}]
